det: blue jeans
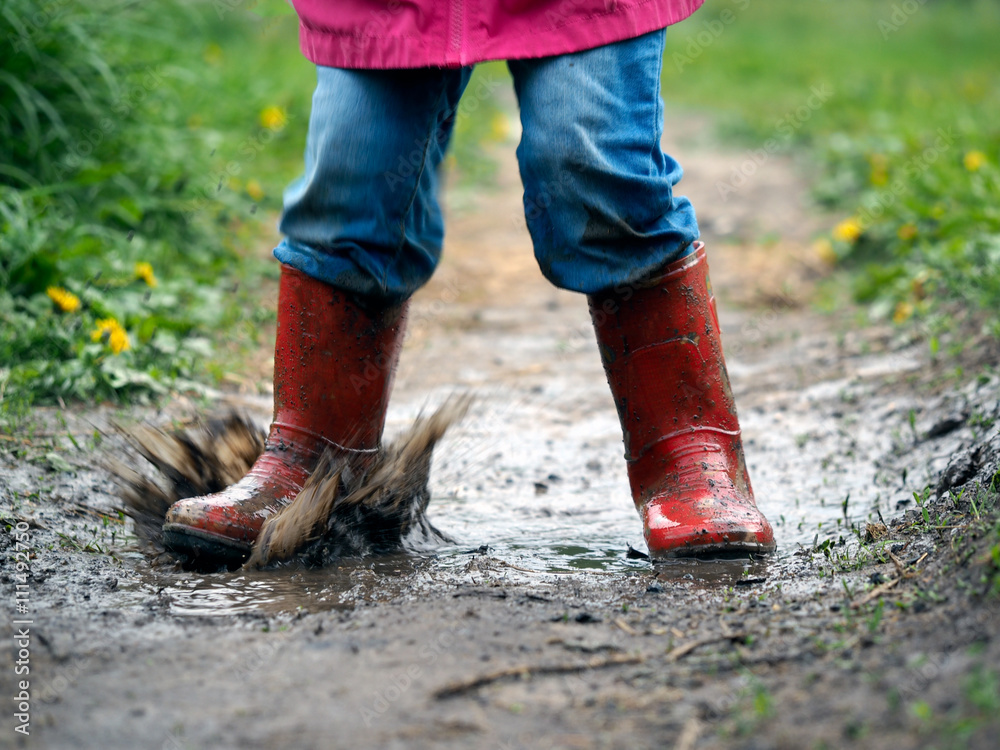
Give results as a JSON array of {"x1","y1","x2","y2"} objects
[{"x1": 275, "y1": 29, "x2": 699, "y2": 305}]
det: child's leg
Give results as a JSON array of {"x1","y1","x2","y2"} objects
[
  {"x1": 508, "y1": 29, "x2": 699, "y2": 294},
  {"x1": 509, "y1": 31, "x2": 775, "y2": 558},
  {"x1": 163, "y1": 65, "x2": 471, "y2": 561},
  {"x1": 275, "y1": 65, "x2": 473, "y2": 306}
]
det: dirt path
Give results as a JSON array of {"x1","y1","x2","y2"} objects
[{"x1": 3, "y1": 111, "x2": 1000, "y2": 749}]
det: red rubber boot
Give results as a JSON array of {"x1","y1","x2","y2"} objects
[
  {"x1": 588, "y1": 242, "x2": 775, "y2": 558},
  {"x1": 162, "y1": 265, "x2": 407, "y2": 561}
]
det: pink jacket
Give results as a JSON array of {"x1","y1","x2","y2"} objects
[{"x1": 292, "y1": 1, "x2": 703, "y2": 69}]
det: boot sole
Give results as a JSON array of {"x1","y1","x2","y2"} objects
[
  {"x1": 162, "y1": 523, "x2": 252, "y2": 564},
  {"x1": 651, "y1": 540, "x2": 777, "y2": 560}
]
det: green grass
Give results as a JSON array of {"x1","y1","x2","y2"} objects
[
  {"x1": 0, "y1": 1, "x2": 302, "y2": 411},
  {"x1": 663, "y1": 0, "x2": 1000, "y2": 337},
  {"x1": 663, "y1": 0, "x2": 997, "y2": 135},
  {"x1": 0, "y1": 0, "x2": 506, "y2": 415}
]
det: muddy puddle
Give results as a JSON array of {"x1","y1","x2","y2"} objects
[
  {"x1": 108, "y1": 133, "x2": 943, "y2": 619},
  {"x1": 132, "y1": 554, "x2": 432, "y2": 616},
  {"x1": 5, "y1": 300, "x2": 961, "y2": 625},
  {"x1": 139, "y1": 554, "x2": 775, "y2": 617},
  {"x1": 5, "y1": 125, "x2": 977, "y2": 624},
  {"x1": 131, "y1": 329, "x2": 950, "y2": 619}
]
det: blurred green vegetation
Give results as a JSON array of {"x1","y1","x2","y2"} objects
[
  {"x1": 663, "y1": 0, "x2": 1000, "y2": 339},
  {"x1": 1, "y1": 0, "x2": 309, "y2": 411},
  {"x1": 0, "y1": 0, "x2": 506, "y2": 414}
]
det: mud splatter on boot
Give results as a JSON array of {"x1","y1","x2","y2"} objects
[
  {"x1": 106, "y1": 413, "x2": 265, "y2": 555},
  {"x1": 109, "y1": 395, "x2": 470, "y2": 567},
  {"x1": 161, "y1": 265, "x2": 409, "y2": 562},
  {"x1": 247, "y1": 393, "x2": 471, "y2": 568}
]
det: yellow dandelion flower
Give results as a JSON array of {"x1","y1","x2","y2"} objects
[
  {"x1": 489, "y1": 112, "x2": 510, "y2": 142},
  {"x1": 134, "y1": 261, "x2": 157, "y2": 288},
  {"x1": 897, "y1": 223, "x2": 917, "y2": 241},
  {"x1": 246, "y1": 179, "x2": 264, "y2": 202},
  {"x1": 868, "y1": 154, "x2": 889, "y2": 186},
  {"x1": 833, "y1": 217, "x2": 862, "y2": 243},
  {"x1": 91, "y1": 318, "x2": 131, "y2": 354},
  {"x1": 91, "y1": 319, "x2": 112, "y2": 341},
  {"x1": 962, "y1": 78, "x2": 985, "y2": 99},
  {"x1": 892, "y1": 302, "x2": 914, "y2": 325},
  {"x1": 46, "y1": 286, "x2": 80, "y2": 313},
  {"x1": 963, "y1": 150, "x2": 986, "y2": 172},
  {"x1": 203, "y1": 43, "x2": 223, "y2": 66},
  {"x1": 108, "y1": 327, "x2": 130, "y2": 354},
  {"x1": 813, "y1": 238, "x2": 837, "y2": 266},
  {"x1": 259, "y1": 106, "x2": 287, "y2": 131}
]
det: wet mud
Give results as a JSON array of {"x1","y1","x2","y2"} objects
[{"x1": 2, "y1": 112, "x2": 1000, "y2": 748}]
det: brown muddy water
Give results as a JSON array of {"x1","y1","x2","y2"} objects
[{"x1": 126, "y1": 303, "x2": 969, "y2": 619}]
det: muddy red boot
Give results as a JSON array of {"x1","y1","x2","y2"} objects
[
  {"x1": 588, "y1": 242, "x2": 775, "y2": 559},
  {"x1": 162, "y1": 265, "x2": 407, "y2": 562}
]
